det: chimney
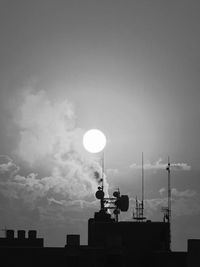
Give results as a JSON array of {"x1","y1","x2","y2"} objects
[
  {"x1": 6, "y1": 230, "x2": 14, "y2": 239},
  {"x1": 28, "y1": 230, "x2": 37, "y2": 239},
  {"x1": 17, "y1": 230, "x2": 26, "y2": 239},
  {"x1": 66, "y1": 235, "x2": 80, "y2": 247}
]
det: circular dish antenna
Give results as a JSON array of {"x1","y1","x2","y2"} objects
[
  {"x1": 119, "y1": 195, "x2": 129, "y2": 212},
  {"x1": 83, "y1": 129, "x2": 106, "y2": 153}
]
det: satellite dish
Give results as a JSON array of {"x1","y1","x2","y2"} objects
[
  {"x1": 119, "y1": 195, "x2": 129, "y2": 212},
  {"x1": 113, "y1": 191, "x2": 120, "y2": 198},
  {"x1": 95, "y1": 190, "x2": 105, "y2": 200}
]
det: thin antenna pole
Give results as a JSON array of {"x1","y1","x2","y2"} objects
[
  {"x1": 167, "y1": 156, "x2": 171, "y2": 250},
  {"x1": 133, "y1": 153, "x2": 146, "y2": 221},
  {"x1": 99, "y1": 150, "x2": 105, "y2": 211},
  {"x1": 102, "y1": 150, "x2": 105, "y2": 191},
  {"x1": 167, "y1": 156, "x2": 171, "y2": 223},
  {"x1": 142, "y1": 152, "x2": 144, "y2": 214},
  {"x1": 136, "y1": 196, "x2": 138, "y2": 218}
]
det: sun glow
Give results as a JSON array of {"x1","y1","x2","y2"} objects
[{"x1": 83, "y1": 129, "x2": 106, "y2": 153}]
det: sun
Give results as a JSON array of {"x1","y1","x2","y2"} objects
[{"x1": 83, "y1": 129, "x2": 106, "y2": 153}]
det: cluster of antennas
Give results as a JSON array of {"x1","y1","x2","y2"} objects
[{"x1": 95, "y1": 187, "x2": 129, "y2": 221}]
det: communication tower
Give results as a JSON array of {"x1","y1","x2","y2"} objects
[{"x1": 133, "y1": 152, "x2": 146, "y2": 221}]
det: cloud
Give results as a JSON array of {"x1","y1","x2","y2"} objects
[
  {"x1": 146, "y1": 187, "x2": 199, "y2": 218},
  {"x1": 47, "y1": 197, "x2": 99, "y2": 210},
  {"x1": 14, "y1": 89, "x2": 107, "y2": 194},
  {"x1": 171, "y1": 163, "x2": 191, "y2": 171},
  {"x1": 15, "y1": 90, "x2": 77, "y2": 165},
  {"x1": 159, "y1": 187, "x2": 196, "y2": 198},
  {"x1": 130, "y1": 158, "x2": 191, "y2": 171},
  {"x1": 0, "y1": 158, "x2": 101, "y2": 207},
  {"x1": 0, "y1": 155, "x2": 102, "y2": 227},
  {"x1": 171, "y1": 188, "x2": 196, "y2": 198},
  {"x1": 159, "y1": 187, "x2": 166, "y2": 196},
  {"x1": 146, "y1": 198, "x2": 166, "y2": 212},
  {"x1": 0, "y1": 155, "x2": 19, "y2": 176},
  {"x1": 0, "y1": 89, "x2": 109, "y2": 226}
]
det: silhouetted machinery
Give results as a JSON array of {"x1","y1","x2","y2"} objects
[
  {"x1": 95, "y1": 185, "x2": 129, "y2": 222},
  {"x1": 88, "y1": 183, "x2": 170, "y2": 253}
]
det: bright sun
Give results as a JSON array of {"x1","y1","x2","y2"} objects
[{"x1": 83, "y1": 129, "x2": 106, "y2": 153}]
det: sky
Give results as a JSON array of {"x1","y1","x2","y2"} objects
[{"x1": 0, "y1": 0, "x2": 200, "y2": 251}]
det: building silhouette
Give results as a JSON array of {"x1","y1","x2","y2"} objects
[{"x1": 0, "y1": 187, "x2": 199, "y2": 266}]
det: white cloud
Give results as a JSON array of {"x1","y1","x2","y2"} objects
[
  {"x1": 130, "y1": 158, "x2": 191, "y2": 171},
  {"x1": 47, "y1": 197, "x2": 99, "y2": 210},
  {"x1": 171, "y1": 163, "x2": 191, "y2": 171},
  {"x1": 171, "y1": 188, "x2": 196, "y2": 198},
  {"x1": 159, "y1": 187, "x2": 166, "y2": 196},
  {"x1": 0, "y1": 89, "x2": 110, "y2": 224},
  {"x1": 15, "y1": 90, "x2": 76, "y2": 165},
  {"x1": 146, "y1": 187, "x2": 199, "y2": 218},
  {"x1": 159, "y1": 187, "x2": 196, "y2": 198},
  {"x1": 0, "y1": 155, "x2": 19, "y2": 176},
  {"x1": 0, "y1": 161, "x2": 101, "y2": 207},
  {"x1": 14, "y1": 89, "x2": 109, "y2": 195}
]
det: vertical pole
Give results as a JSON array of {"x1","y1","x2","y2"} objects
[
  {"x1": 102, "y1": 150, "x2": 105, "y2": 192},
  {"x1": 100, "y1": 150, "x2": 105, "y2": 211},
  {"x1": 142, "y1": 152, "x2": 144, "y2": 218},
  {"x1": 136, "y1": 196, "x2": 138, "y2": 218},
  {"x1": 116, "y1": 212, "x2": 119, "y2": 222},
  {"x1": 167, "y1": 156, "x2": 171, "y2": 250},
  {"x1": 168, "y1": 156, "x2": 171, "y2": 223}
]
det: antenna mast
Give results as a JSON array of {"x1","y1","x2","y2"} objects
[
  {"x1": 142, "y1": 152, "x2": 144, "y2": 218},
  {"x1": 133, "y1": 152, "x2": 146, "y2": 221},
  {"x1": 166, "y1": 156, "x2": 171, "y2": 250},
  {"x1": 101, "y1": 150, "x2": 105, "y2": 191}
]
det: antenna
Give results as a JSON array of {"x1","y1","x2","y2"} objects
[
  {"x1": 101, "y1": 150, "x2": 105, "y2": 191},
  {"x1": 133, "y1": 153, "x2": 146, "y2": 221},
  {"x1": 142, "y1": 152, "x2": 144, "y2": 218},
  {"x1": 166, "y1": 156, "x2": 171, "y2": 250},
  {"x1": 96, "y1": 151, "x2": 105, "y2": 211},
  {"x1": 167, "y1": 156, "x2": 171, "y2": 224},
  {"x1": 95, "y1": 187, "x2": 129, "y2": 222}
]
